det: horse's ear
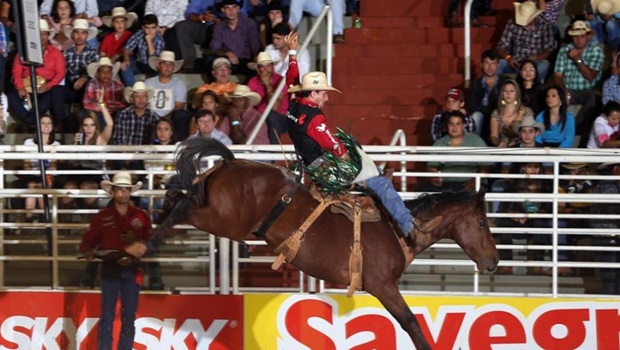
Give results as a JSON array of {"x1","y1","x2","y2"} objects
[{"x1": 474, "y1": 187, "x2": 487, "y2": 202}]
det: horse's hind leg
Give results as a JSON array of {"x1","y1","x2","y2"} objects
[
  {"x1": 153, "y1": 190, "x2": 191, "y2": 244},
  {"x1": 371, "y1": 284, "x2": 431, "y2": 350}
]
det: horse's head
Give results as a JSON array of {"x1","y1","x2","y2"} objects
[{"x1": 449, "y1": 188, "x2": 499, "y2": 273}]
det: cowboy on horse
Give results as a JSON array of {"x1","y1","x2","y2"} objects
[{"x1": 284, "y1": 33, "x2": 440, "y2": 243}]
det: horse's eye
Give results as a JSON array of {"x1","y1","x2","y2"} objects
[{"x1": 480, "y1": 221, "x2": 486, "y2": 227}]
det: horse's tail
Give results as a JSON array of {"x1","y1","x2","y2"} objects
[{"x1": 175, "y1": 138, "x2": 235, "y2": 192}]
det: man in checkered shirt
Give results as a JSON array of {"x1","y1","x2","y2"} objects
[{"x1": 552, "y1": 20, "x2": 604, "y2": 145}]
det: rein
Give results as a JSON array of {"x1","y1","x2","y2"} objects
[{"x1": 255, "y1": 183, "x2": 300, "y2": 239}]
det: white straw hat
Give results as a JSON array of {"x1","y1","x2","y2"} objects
[
  {"x1": 123, "y1": 81, "x2": 154, "y2": 103},
  {"x1": 100, "y1": 171, "x2": 142, "y2": 194},
  {"x1": 148, "y1": 50, "x2": 184, "y2": 73},
  {"x1": 102, "y1": 7, "x2": 138, "y2": 28},
  {"x1": 87, "y1": 57, "x2": 120, "y2": 79},
  {"x1": 63, "y1": 18, "x2": 98, "y2": 41},
  {"x1": 229, "y1": 85, "x2": 261, "y2": 106},
  {"x1": 288, "y1": 71, "x2": 341, "y2": 93},
  {"x1": 514, "y1": 1, "x2": 543, "y2": 26}
]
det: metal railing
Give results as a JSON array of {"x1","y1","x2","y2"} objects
[{"x1": 1, "y1": 144, "x2": 619, "y2": 298}]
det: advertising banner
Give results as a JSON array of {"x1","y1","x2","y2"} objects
[
  {"x1": 0, "y1": 291, "x2": 243, "y2": 349},
  {"x1": 244, "y1": 293, "x2": 620, "y2": 350}
]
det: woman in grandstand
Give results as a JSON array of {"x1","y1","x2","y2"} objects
[
  {"x1": 516, "y1": 59, "x2": 545, "y2": 115},
  {"x1": 189, "y1": 89, "x2": 230, "y2": 136},
  {"x1": 22, "y1": 114, "x2": 60, "y2": 224},
  {"x1": 535, "y1": 85, "x2": 575, "y2": 148},
  {"x1": 61, "y1": 102, "x2": 114, "y2": 212},
  {"x1": 489, "y1": 79, "x2": 534, "y2": 147}
]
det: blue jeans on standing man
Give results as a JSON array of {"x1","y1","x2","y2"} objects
[{"x1": 98, "y1": 266, "x2": 140, "y2": 350}]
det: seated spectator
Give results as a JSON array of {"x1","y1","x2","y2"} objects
[
  {"x1": 0, "y1": 0, "x2": 16, "y2": 34},
  {"x1": 193, "y1": 57, "x2": 237, "y2": 104},
  {"x1": 121, "y1": 14, "x2": 165, "y2": 86},
  {"x1": 60, "y1": 107, "x2": 113, "y2": 213},
  {"x1": 266, "y1": 23, "x2": 311, "y2": 78},
  {"x1": 258, "y1": 0, "x2": 284, "y2": 48},
  {"x1": 490, "y1": 79, "x2": 534, "y2": 147},
  {"x1": 535, "y1": 85, "x2": 575, "y2": 148},
  {"x1": 602, "y1": 51, "x2": 620, "y2": 104},
  {"x1": 22, "y1": 115, "x2": 60, "y2": 224},
  {"x1": 552, "y1": 20, "x2": 603, "y2": 144},
  {"x1": 0, "y1": 92, "x2": 7, "y2": 136},
  {"x1": 495, "y1": 166, "x2": 551, "y2": 275},
  {"x1": 227, "y1": 84, "x2": 269, "y2": 144},
  {"x1": 586, "y1": 0, "x2": 620, "y2": 51},
  {"x1": 7, "y1": 20, "x2": 65, "y2": 129},
  {"x1": 144, "y1": 0, "x2": 186, "y2": 58},
  {"x1": 587, "y1": 100, "x2": 620, "y2": 148},
  {"x1": 146, "y1": 51, "x2": 192, "y2": 140},
  {"x1": 468, "y1": 49, "x2": 504, "y2": 138},
  {"x1": 189, "y1": 109, "x2": 232, "y2": 145},
  {"x1": 206, "y1": 0, "x2": 260, "y2": 80},
  {"x1": 100, "y1": 7, "x2": 137, "y2": 63},
  {"x1": 176, "y1": 0, "x2": 220, "y2": 72},
  {"x1": 40, "y1": 0, "x2": 99, "y2": 20},
  {"x1": 114, "y1": 82, "x2": 160, "y2": 169},
  {"x1": 590, "y1": 162, "x2": 620, "y2": 294},
  {"x1": 497, "y1": 1, "x2": 555, "y2": 82},
  {"x1": 418, "y1": 111, "x2": 491, "y2": 192},
  {"x1": 289, "y1": 0, "x2": 346, "y2": 44},
  {"x1": 516, "y1": 59, "x2": 545, "y2": 115},
  {"x1": 83, "y1": 57, "x2": 126, "y2": 120},
  {"x1": 190, "y1": 89, "x2": 230, "y2": 136},
  {"x1": 57, "y1": 18, "x2": 100, "y2": 131},
  {"x1": 45, "y1": 0, "x2": 76, "y2": 51},
  {"x1": 247, "y1": 51, "x2": 289, "y2": 144},
  {"x1": 430, "y1": 88, "x2": 476, "y2": 143}
]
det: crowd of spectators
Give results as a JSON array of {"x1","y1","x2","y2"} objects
[{"x1": 434, "y1": 0, "x2": 620, "y2": 286}]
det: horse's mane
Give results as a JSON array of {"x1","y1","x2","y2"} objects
[
  {"x1": 405, "y1": 191, "x2": 478, "y2": 216},
  {"x1": 175, "y1": 138, "x2": 235, "y2": 201}
]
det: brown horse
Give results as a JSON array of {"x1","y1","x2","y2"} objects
[{"x1": 155, "y1": 138, "x2": 499, "y2": 350}]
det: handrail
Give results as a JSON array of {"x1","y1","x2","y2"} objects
[
  {"x1": 378, "y1": 129, "x2": 408, "y2": 191},
  {"x1": 464, "y1": 0, "x2": 474, "y2": 88},
  {"x1": 246, "y1": 5, "x2": 332, "y2": 144}
]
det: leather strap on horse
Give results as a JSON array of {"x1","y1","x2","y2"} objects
[
  {"x1": 347, "y1": 205, "x2": 363, "y2": 297},
  {"x1": 255, "y1": 185, "x2": 299, "y2": 239},
  {"x1": 271, "y1": 199, "x2": 333, "y2": 270}
]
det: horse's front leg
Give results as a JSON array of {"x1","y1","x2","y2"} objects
[{"x1": 369, "y1": 283, "x2": 432, "y2": 350}]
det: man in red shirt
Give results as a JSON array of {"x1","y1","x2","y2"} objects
[
  {"x1": 7, "y1": 19, "x2": 65, "y2": 129},
  {"x1": 80, "y1": 171, "x2": 152, "y2": 350},
  {"x1": 285, "y1": 37, "x2": 439, "y2": 242}
]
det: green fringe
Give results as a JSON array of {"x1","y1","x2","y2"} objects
[{"x1": 306, "y1": 129, "x2": 362, "y2": 195}]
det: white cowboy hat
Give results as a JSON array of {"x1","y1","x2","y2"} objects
[
  {"x1": 247, "y1": 51, "x2": 277, "y2": 71},
  {"x1": 212, "y1": 57, "x2": 231, "y2": 69},
  {"x1": 513, "y1": 115, "x2": 545, "y2": 133},
  {"x1": 102, "y1": 7, "x2": 138, "y2": 28},
  {"x1": 39, "y1": 19, "x2": 55, "y2": 39},
  {"x1": 568, "y1": 20, "x2": 593, "y2": 36},
  {"x1": 100, "y1": 171, "x2": 142, "y2": 194},
  {"x1": 63, "y1": 19, "x2": 98, "y2": 41},
  {"x1": 87, "y1": 57, "x2": 121, "y2": 79},
  {"x1": 123, "y1": 81, "x2": 154, "y2": 103},
  {"x1": 591, "y1": 0, "x2": 620, "y2": 15},
  {"x1": 514, "y1": 1, "x2": 543, "y2": 26},
  {"x1": 288, "y1": 71, "x2": 341, "y2": 93},
  {"x1": 148, "y1": 50, "x2": 184, "y2": 73},
  {"x1": 229, "y1": 84, "x2": 261, "y2": 106}
]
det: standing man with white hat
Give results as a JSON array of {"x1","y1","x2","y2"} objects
[
  {"x1": 496, "y1": 0, "x2": 555, "y2": 82},
  {"x1": 285, "y1": 46, "x2": 440, "y2": 244},
  {"x1": 145, "y1": 50, "x2": 192, "y2": 139},
  {"x1": 79, "y1": 171, "x2": 153, "y2": 350}
]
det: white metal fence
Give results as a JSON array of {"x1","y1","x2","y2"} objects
[{"x1": 0, "y1": 143, "x2": 619, "y2": 298}]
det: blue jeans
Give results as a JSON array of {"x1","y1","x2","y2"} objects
[
  {"x1": 365, "y1": 176, "x2": 413, "y2": 234},
  {"x1": 289, "y1": 0, "x2": 345, "y2": 35},
  {"x1": 98, "y1": 266, "x2": 140, "y2": 350}
]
